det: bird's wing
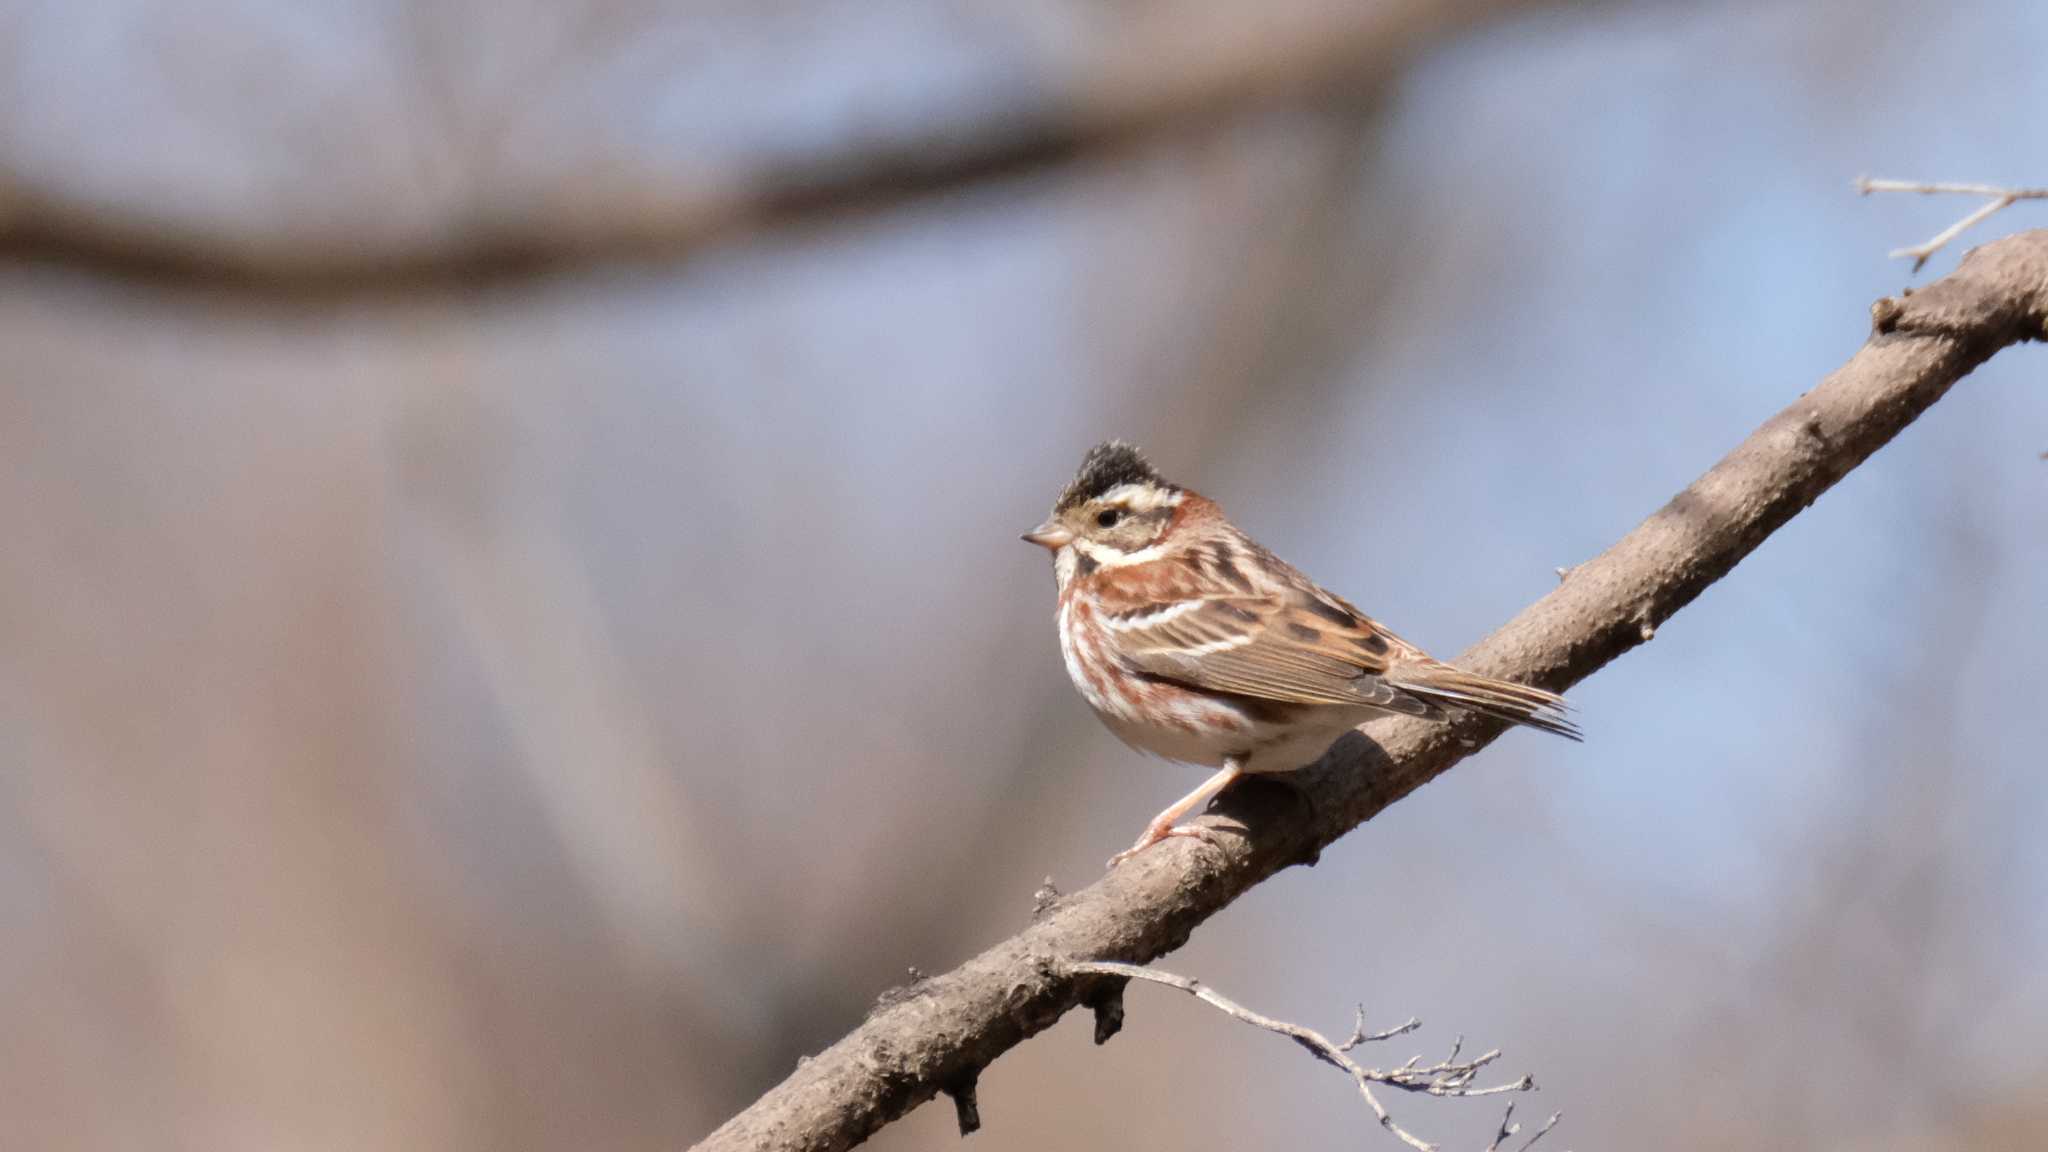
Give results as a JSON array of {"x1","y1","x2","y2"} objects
[
  {"x1": 1099, "y1": 575, "x2": 1436, "y2": 714},
  {"x1": 1098, "y1": 554, "x2": 1580, "y2": 738}
]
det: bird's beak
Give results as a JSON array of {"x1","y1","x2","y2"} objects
[{"x1": 1021, "y1": 519, "x2": 1074, "y2": 551}]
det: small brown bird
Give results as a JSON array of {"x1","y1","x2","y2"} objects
[{"x1": 1024, "y1": 442, "x2": 1578, "y2": 867}]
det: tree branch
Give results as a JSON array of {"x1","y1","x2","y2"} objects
[
  {"x1": 1068, "y1": 961, "x2": 1549, "y2": 1152},
  {"x1": 1856, "y1": 177, "x2": 2048, "y2": 271},
  {"x1": 691, "y1": 231, "x2": 2048, "y2": 1152}
]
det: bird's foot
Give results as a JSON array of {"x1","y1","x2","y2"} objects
[{"x1": 1106, "y1": 821, "x2": 1229, "y2": 869}]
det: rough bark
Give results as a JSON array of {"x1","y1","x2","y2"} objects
[{"x1": 691, "y1": 231, "x2": 2048, "y2": 1152}]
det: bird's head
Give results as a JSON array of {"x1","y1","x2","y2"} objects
[{"x1": 1022, "y1": 441, "x2": 1186, "y2": 582}]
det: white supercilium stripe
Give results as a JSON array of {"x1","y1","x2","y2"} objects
[
  {"x1": 1097, "y1": 484, "x2": 1184, "y2": 512},
  {"x1": 1080, "y1": 541, "x2": 1168, "y2": 568}
]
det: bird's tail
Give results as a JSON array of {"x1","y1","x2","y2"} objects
[{"x1": 1385, "y1": 664, "x2": 1581, "y2": 741}]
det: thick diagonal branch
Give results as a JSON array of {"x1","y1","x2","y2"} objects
[{"x1": 692, "y1": 232, "x2": 2048, "y2": 1152}]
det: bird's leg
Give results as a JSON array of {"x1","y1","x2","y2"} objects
[{"x1": 1108, "y1": 760, "x2": 1244, "y2": 868}]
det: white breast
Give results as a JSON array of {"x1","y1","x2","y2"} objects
[
  {"x1": 1056, "y1": 593, "x2": 1278, "y2": 768},
  {"x1": 1057, "y1": 596, "x2": 1134, "y2": 720}
]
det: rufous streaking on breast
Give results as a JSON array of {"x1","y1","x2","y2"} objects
[{"x1": 1023, "y1": 440, "x2": 1578, "y2": 868}]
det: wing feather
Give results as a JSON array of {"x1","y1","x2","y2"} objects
[
  {"x1": 1112, "y1": 586, "x2": 1425, "y2": 710},
  {"x1": 1097, "y1": 544, "x2": 1577, "y2": 738}
]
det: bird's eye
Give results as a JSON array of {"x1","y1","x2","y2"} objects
[{"x1": 1096, "y1": 508, "x2": 1123, "y2": 528}]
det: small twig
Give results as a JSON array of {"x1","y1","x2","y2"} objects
[
  {"x1": 1856, "y1": 177, "x2": 2048, "y2": 271},
  {"x1": 1068, "y1": 961, "x2": 1542, "y2": 1152},
  {"x1": 1339, "y1": 1004, "x2": 1422, "y2": 1051},
  {"x1": 1520, "y1": 1110, "x2": 1563, "y2": 1152},
  {"x1": 1486, "y1": 1101, "x2": 1564, "y2": 1152}
]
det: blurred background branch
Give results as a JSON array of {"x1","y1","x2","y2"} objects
[{"x1": 0, "y1": 0, "x2": 1572, "y2": 290}]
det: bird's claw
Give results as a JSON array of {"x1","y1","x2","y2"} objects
[{"x1": 1106, "y1": 822, "x2": 1229, "y2": 868}]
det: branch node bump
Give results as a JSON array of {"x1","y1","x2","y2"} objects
[
  {"x1": 869, "y1": 968, "x2": 931, "y2": 1014},
  {"x1": 1031, "y1": 876, "x2": 1062, "y2": 919},
  {"x1": 1081, "y1": 973, "x2": 1128, "y2": 1045},
  {"x1": 942, "y1": 1070, "x2": 981, "y2": 1136}
]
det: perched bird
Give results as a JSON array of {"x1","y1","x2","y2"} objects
[{"x1": 1023, "y1": 441, "x2": 1578, "y2": 867}]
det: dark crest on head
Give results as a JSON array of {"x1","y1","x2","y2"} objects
[{"x1": 1055, "y1": 440, "x2": 1173, "y2": 511}]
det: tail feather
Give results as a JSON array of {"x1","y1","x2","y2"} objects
[{"x1": 1385, "y1": 665, "x2": 1581, "y2": 742}]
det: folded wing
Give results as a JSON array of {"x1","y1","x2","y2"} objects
[{"x1": 1102, "y1": 576, "x2": 1578, "y2": 739}]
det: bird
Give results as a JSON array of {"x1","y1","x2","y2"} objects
[{"x1": 1022, "y1": 441, "x2": 1578, "y2": 867}]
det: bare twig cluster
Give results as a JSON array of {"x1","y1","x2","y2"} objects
[
  {"x1": 1857, "y1": 177, "x2": 2048, "y2": 270},
  {"x1": 1068, "y1": 961, "x2": 1560, "y2": 1152}
]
